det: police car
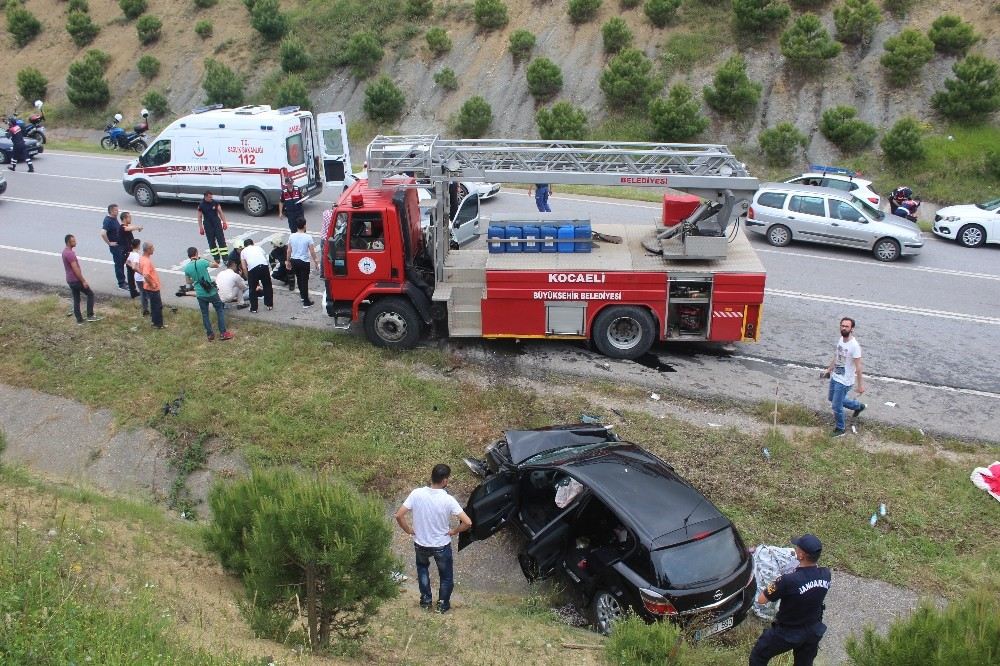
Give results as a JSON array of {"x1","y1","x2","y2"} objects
[
  {"x1": 785, "y1": 165, "x2": 880, "y2": 208},
  {"x1": 0, "y1": 134, "x2": 43, "y2": 165}
]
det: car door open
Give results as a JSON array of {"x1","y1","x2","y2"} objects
[
  {"x1": 451, "y1": 192, "x2": 481, "y2": 247},
  {"x1": 458, "y1": 472, "x2": 516, "y2": 550}
]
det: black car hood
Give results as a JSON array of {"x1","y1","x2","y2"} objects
[{"x1": 504, "y1": 424, "x2": 616, "y2": 465}]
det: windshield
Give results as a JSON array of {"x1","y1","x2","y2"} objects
[
  {"x1": 853, "y1": 195, "x2": 884, "y2": 220},
  {"x1": 523, "y1": 441, "x2": 613, "y2": 466},
  {"x1": 653, "y1": 527, "x2": 743, "y2": 589},
  {"x1": 976, "y1": 197, "x2": 1000, "y2": 211}
]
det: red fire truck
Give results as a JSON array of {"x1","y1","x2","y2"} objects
[{"x1": 321, "y1": 137, "x2": 765, "y2": 360}]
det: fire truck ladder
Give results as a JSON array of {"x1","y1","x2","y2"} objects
[{"x1": 366, "y1": 136, "x2": 760, "y2": 264}]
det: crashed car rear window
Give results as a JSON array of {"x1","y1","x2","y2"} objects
[{"x1": 652, "y1": 527, "x2": 743, "y2": 589}]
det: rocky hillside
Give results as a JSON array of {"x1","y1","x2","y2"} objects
[{"x1": 2, "y1": 0, "x2": 998, "y2": 162}]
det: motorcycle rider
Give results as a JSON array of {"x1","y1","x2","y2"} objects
[{"x1": 7, "y1": 116, "x2": 33, "y2": 172}]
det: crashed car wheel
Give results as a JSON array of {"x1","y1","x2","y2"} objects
[{"x1": 591, "y1": 589, "x2": 627, "y2": 635}]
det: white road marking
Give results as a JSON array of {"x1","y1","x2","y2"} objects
[
  {"x1": 731, "y1": 354, "x2": 1000, "y2": 400},
  {"x1": 766, "y1": 288, "x2": 1000, "y2": 325},
  {"x1": 41, "y1": 150, "x2": 133, "y2": 162},
  {"x1": 757, "y1": 248, "x2": 1000, "y2": 281},
  {"x1": 12, "y1": 172, "x2": 120, "y2": 184}
]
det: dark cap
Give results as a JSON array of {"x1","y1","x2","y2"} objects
[{"x1": 791, "y1": 534, "x2": 822, "y2": 559}]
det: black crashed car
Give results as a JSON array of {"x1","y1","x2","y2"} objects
[
  {"x1": 459, "y1": 424, "x2": 755, "y2": 637},
  {"x1": 0, "y1": 134, "x2": 43, "y2": 164}
]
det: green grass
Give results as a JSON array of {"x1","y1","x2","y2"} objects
[{"x1": 46, "y1": 138, "x2": 110, "y2": 155}]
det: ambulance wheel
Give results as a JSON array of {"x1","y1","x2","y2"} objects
[
  {"x1": 133, "y1": 182, "x2": 156, "y2": 207},
  {"x1": 241, "y1": 189, "x2": 268, "y2": 217},
  {"x1": 364, "y1": 298, "x2": 422, "y2": 350},
  {"x1": 592, "y1": 306, "x2": 656, "y2": 360}
]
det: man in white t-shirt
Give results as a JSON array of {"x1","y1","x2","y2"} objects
[
  {"x1": 395, "y1": 464, "x2": 472, "y2": 613},
  {"x1": 216, "y1": 259, "x2": 249, "y2": 308},
  {"x1": 240, "y1": 238, "x2": 273, "y2": 312},
  {"x1": 822, "y1": 317, "x2": 866, "y2": 437}
]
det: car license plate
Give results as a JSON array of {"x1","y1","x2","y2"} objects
[{"x1": 694, "y1": 616, "x2": 733, "y2": 641}]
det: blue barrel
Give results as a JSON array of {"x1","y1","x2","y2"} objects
[
  {"x1": 506, "y1": 224, "x2": 523, "y2": 253},
  {"x1": 574, "y1": 222, "x2": 592, "y2": 253},
  {"x1": 540, "y1": 224, "x2": 558, "y2": 252},
  {"x1": 557, "y1": 224, "x2": 575, "y2": 253},
  {"x1": 488, "y1": 225, "x2": 506, "y2": 253},
  {"x1": 522, "y1": 225, "x2": 540, "y2": 252}
]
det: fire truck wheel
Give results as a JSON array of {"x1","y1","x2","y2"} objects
[
  {"x1": 364, "y1": 297, "x2": 423, "y2": 349},
  {"x1": 592, "y1": 306, "x2": 656, "y2": 360}
]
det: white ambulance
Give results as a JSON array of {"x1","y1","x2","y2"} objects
[{"x1": 122, "y1": 104, "x2": 350, "y2": 217}]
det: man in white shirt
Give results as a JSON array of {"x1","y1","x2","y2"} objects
[
  {"x1": 286, "y1": 219, "x2": 319, "y2": 308},
  {"x1": 822, "y1": 317, "x2": 866, "y2": 438},
  {"x1": 216, "y1": 259, "x2": 249, "y2": 309},
  {"x1": 395, "y1": 464, "x2": 472, "y2": 613},
  {"x1": 240, "y1": 238, "x2": 273, "y2": 313}
]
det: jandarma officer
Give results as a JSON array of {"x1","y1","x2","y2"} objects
[{"x1": 749, "y1": 534, "x2": 831, "y2": 666}]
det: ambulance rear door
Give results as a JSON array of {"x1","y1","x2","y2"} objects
[{"x1": 316, "y1": 112, "x2": 351, "y2": 192}]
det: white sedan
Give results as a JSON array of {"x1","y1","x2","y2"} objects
[
  {"x1": 785, "y1": 171, "x2": 880, "y2": 208},
  {"x1": 933, "y1": 197, "x2": 1000, "y2": 247}
]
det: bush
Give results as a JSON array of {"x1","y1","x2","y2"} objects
[
  {"x1": 16, "y1": 67, "x2": 48, "y2": 102},
  {"x1": 68, "y1": 0, "x2": 89, "y2": 12},
  {"x1": 882, "y1": 0, "x2": 913, "y2": 17},
  {"x1": 66, "y1": 51, "x2": 110, "y2": 109},
  {"x1": 536, "y1": 101, "x2": 588, "y2": 140},
  {"x1": 759, "y1": 122, "x2": 807, "y2": 166},
  {"x1": 845, "y1": 595, "x2": 1000, "y2": 665},
  {"x1": 509, "y1": 29, "x2": 536, "y2": 61},
  {"x1": 984, "y1": 150, "x2": 1000, "y2": 180},
  {"x1": 732, "y1": 0, "x2": 790, "y2": 33},
  {"x1": 274, "y1": 76, "x2": 311, "y2": 110},
  {"x1": 568, "y1": 0, "x2": 601, "y2": 24},
  {"x1": 819, "y1": 106, "x2": 877, "y2": 152},
  {"x1": 931, "y1": 55, "x2": 1000, "y2": 121},
  {"x1": 600, "y1": 47, "x2": 660, "y2": 109},
  {"x1": 780, "y1": 13, "x2": 841, "y2": 72},
  {"x1": 137, "y1": 54, "x2": 160, "y2": 79},
  {"x1": 434, "y1": 67, "x2": 459, "y2": 91},
  {"x1": 703, "y1": 54, "x2": 762, "y2": 117},
  {"x1": 880, "y1": 117, "x2": 924, "y2": 163},
  {"x1": 880, "y1": 29, "x2": 933, "y2": 86},
  {"x1": 526, "y1": 57, "x2": 563, "y2": 101},
  {"x1": 86, "y1": 48, "x2": 111, "y2": 70},
  {"x1": 194, "y1": 0, "x2": 218, "y2": 7},
  {"x1": 142, "y1": 90, "x2": 170, "y2": 118},
  {"x1": 833, "y1": 0, "x2": 880, "y2": 45},
  {"x1": 791, "y1": 0, "x2": 827, "y2": 6},
  {"x1": 426, "y1": 27, "x2": 452, "y2": 56},
  {"x1": 649, "y1": 83, "x2": 709, "y2": 142},
  {"x1": 279, "y1": 36, "x2": 310, "y2": 73},
  {"x1": 345, "y1": 31, "x2": 384, "y2": 78},
  {"x1": 644, "y1": 0, "x2": 681, "y2": 27},
  {"x1": 7, "y1": 3, "x2": 43, "y2": 47},
  {"x1": 118, "y1": 0, "x2": 146, "y2": 20},
  {"x1": 195, "y1": 19, "x2": 213, "y2": 38},
  {"x1": 136, "y1": 14, "x2": 162, "y2": 44},
  {"x1": 405, "y1": 0, "x2": 434, "y2": 18},
  {"x1": 202, "y1": 58, "x2": 244, "y2": 107},
  {"x1": 455, "y1": 96, "x2": 493, "y2": 137},
  {"x1": 251, "y1": 0, "x2": 288, "y2": 41},
  {"x1": 205, "y1": 469, "x2": 398, "y2": 651},
  {"x1": 602, "y1": 17, "x2": 633, "y2": 53},
  {"x1": 363, "y1": 75, "x2": 405, "y2": 123},
  {"x1": 66, "y1": 10, "x2": 99, "y2": 47},
  {"x1": 242, "y1": 0, "x2": 256, "y2": 10},
  {"x1": 621, "y1": 0, "x2": 642, "y2": 8},
  {"x1": 604, "y1": 615, "x2": 688, "y2": 665},
  {"x1": 927, "y1": 14, "x2": 978, "y2": 56},
  {"x1": 661, "y1": 30, "x2": 714, "y2": 73},
  {"x1": 474, "y1": 0, "x2": 509, "y2": 30}
]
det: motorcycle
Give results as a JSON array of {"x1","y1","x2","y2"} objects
[
  {"x1": 101, "y1": 109, "x2": 149, "y2": 152},
  {"x1": 10, "y1": 100, "x2": 46, "y2": 145}
]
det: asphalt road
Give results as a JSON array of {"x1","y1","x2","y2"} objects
[{"x1": 2, "y1": 151, "x2": 999, "y2": 442}]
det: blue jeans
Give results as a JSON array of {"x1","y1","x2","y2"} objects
[
  {"x1": 535, "y1": 192, "x2": 551, "y2": 212},
  {"x1": 197, "y1": 294, "x2": 227, "y2": 337},
  {"x1": 109, "y1": 245, "x2": 126, "y2": 286},
  {"x1": 414, "y1": 543, "x2": 453, "y2": 608},
  {"x1": 828, "y1": 379, "x2": 862, "y2": 432}
]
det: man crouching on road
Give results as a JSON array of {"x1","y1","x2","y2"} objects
[
  {"x1": 749, "y1": 534, "x2": 831, "y2": 666},
  {"x1": 395, "y1": 464, "x2": 472, "y2": 614}
]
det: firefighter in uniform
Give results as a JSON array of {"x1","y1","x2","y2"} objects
[
  {"x1": 196, "y1": 191, "x2": 230, "y2": 266},
  {"x1": 750, "y1": 534, "x2": 831, "y2": 666},
  {"x1": 278, "y1": 177, "x2": 305, "y2": 233},
  {"x1": 7, "y1": 117, "x2": 33, "y2": 172}
]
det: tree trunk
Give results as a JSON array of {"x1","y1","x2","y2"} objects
[{"x1": 305, "y1": 563, "x2": 320, "y2": 651}]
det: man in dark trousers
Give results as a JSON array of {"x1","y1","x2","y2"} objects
[
  {"x1": 100, "y1": 203, "x2": 128, "y2": 290},
  {"x1": 749, "y1": 534, "x2": 831, "y2": 666},
  {"x1": 196, "y1": 191, "x2": 230, "y2": 267},
  {"x1": 7, "y1": 116, "x2": 33, "y2": 172},
  {"x1": 62, "y1": 234, "x2": 101, "y2": 324},
  {"x1": 240, "y1": 238, "x2": 273, "y2": 313},
  {"x1": 278, "y1": 176, "x2": 305, "y2": 233}
]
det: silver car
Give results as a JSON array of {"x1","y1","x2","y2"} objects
[{"x1": 745, "y1": 183, "x2": 923, "y2": 262}]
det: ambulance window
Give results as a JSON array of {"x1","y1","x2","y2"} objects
[
  {"x1": 322, "y1": 128, "x2": 344, "y2": 155},
  {"x1": 330, "y1": 212, "x2": 348, "y2": 276},
  {"x1": 142, "y1": 140, "x2": 171, "y2": 167},
  {"x1": 350, "y1": 212, "x2": 385, "y2": 252},
  {"x1": 286, "y1": 134, "x2": 305, "y2": 167}
]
